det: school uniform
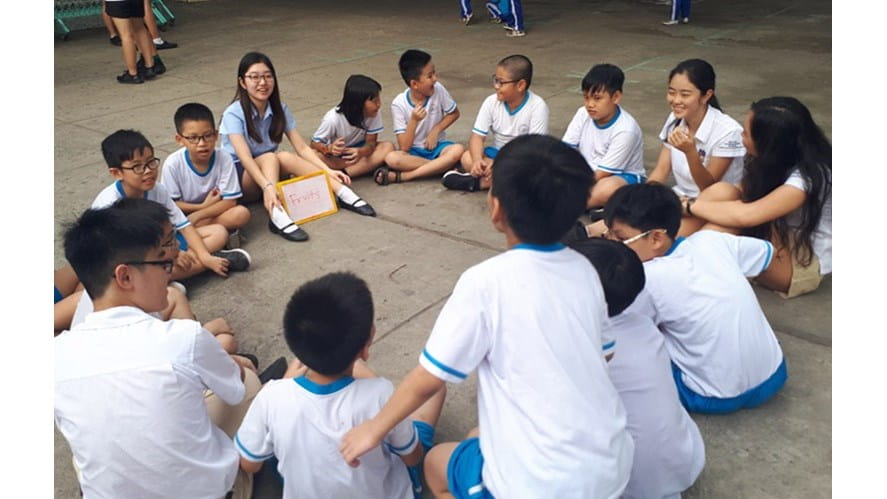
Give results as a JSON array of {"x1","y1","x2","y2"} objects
[
  {"x1": 562, "y1": 105, "x2": 645, "y2": 182},
  {"x1": 160, "y1": 147, "x2": 243, "y2": 204},
  {"x1": 391, "y1": 82, "x2": 458, "y2": 158},
  {"x1": 312, "y1": 107, "x2": 384, "y2": 148},
  {"x1": 784, "y1": 168, "x2": 832, "y2": 275},
  {"x1": 55, "y1": 306, "x2": 245, "y2": 499},
  {"x1": 421, "y1": 242, "x2": 632, "y2": 498},
  {"x1": 658, "y1": 105, "x2": 745, "y2": 198},
  {"x1": 92, "y1": 180, "x2": 191, "y2": 250},
  {"x1": 471, "y1": 91, "x2": 548, "y2": 158},
  {"x1": 235, "y1": 375, "x2": 418, "y2": 499},
  {"x1": 220, "y1": 101, "x2": 297, "y2": 165},
  {"x1": 606, "y1": 292, "x2": 705, "y2": 498},
  {"x1": 639, "y1": 231, "x2": 787, "y2": 413}
]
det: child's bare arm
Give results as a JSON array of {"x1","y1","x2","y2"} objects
[
  {"x1": 399, "y1": 439, "x2": 424, "y2": 467},
  {"x1": 240, "y1": 456, "x2": 263, "y2": 474},
  {"x1": 426, "y1": 108, "x2": 460, "y2": 149},
  {"x1": 180, "y1": 225, "x2": 229, "y2": 277}
]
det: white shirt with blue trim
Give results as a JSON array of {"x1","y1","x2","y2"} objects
[
  {"x1": 784, "y1": 168, "x2": 832, "y2": 274},
  {"x1": 220, "y1": 101, "x2": 297, "y2": 159},
  {"x1": 391, "y1": 82, "x2": 457, "y2": 150},
  {"x1": 606, "y1": 292, "x2": 705, "y2": 499},
  {"x1": 640, "y1": 230, "x2": 783, "y2": 398},
  {"x1": 92, "y1": 180, "x2": 191, "y2": 231},
  {"x1": 160, "y1": 147, "x2": 243, "y2": 204},
  {"x1": 55, "y1": 307, "x2": 244, "y2": 499},
  {"x1": 658, "y1": 105, "x2": 746, "y2": 197},
  {"x1": 312, "y1": 106, "x2": 384, "y2": 147},
  {"x1": 471, "y1": 91, "x2": 549, "y2": 150},
  {"x1": 420, "y1": 243, "x2": 633, "y2": 498},
  {"x1": 235, "y1": 375, "x2": 417, "y2": 499},
  {"x1": 562, "y1": 106, "x2": 645, "y2": 177}
]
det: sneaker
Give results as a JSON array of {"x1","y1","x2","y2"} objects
[
  {"x1": 116, "y1": 71, "x2": 144, "y2": 84},
  {"x1": 154, "y1": 39, "x2": 178, "y2": 50},
  {"x1": 225, "y1": 229, "x2": 242, "y2": 250},
  {"x1": 662, "y1": 19, "x2": 680, "y2": 25},
  {"x1": 141, "y1": 65, "x2": 158, "y2": 80},
  {"x1": 489, "y1": 16, "x2": 502, "y2": 24},
  {"x1": 137, "y1": 56, "x2": 166, "y2": 75},
  {"x1": 442, "y1": 171, "x2": 480, "y2": 192},
  {"x1": 109, "y1": 35, "x2": 121, "y2": 46},
  {"x1": 506, "y1": 29, "x2": 527, "y2": 37},
  {"x1": 212, "y1": 248, "x2": 252, "y2": 272},
  {"x1": 682, "y1": 17, "x2": 690, "y2": 23},
  {"x1": 461, "y1": 13, "x2": 473, "y2": 25},
  {"x1": 169, "y1": 281, "x2": 188, "y2": 296}
]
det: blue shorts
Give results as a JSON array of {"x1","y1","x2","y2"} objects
[
  {"x1": 483, "y1": 146, "x2": 499, "y2": 160},
  {"x1": 671, "y1": 358, "x2": 788, "y2": 414},
  {"x1": 408, "y1": 141, "x2": 456, "y2": 160},
  {"x1": 447, "y1": 437, "x2": 494, "y2": 499},
  {"x1": 407, "y1": 421, "x2": 436, "y2": 499},
  {"x1": 54, "y1": 286, "x2": 64, "y2": 304},
  {"x1": 612, "y1": 172, "x2": 646, "y2": 184},
  {"x1": 175, "y1": 231, "x2": 188, "y2": 252}
]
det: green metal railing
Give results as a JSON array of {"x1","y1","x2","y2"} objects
[{"x1": 55, "y1": 0, "x2": 175, "y2": 40}]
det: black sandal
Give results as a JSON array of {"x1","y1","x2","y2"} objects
[{"x1": 373, "y1": 166, "x2": 402, "y2": 186}]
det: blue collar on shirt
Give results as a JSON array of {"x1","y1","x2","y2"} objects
[
  {"x1": 405, "y1": 89, "x2": 429, "y2": 109},
  {"x1": 513, "y1": 242, "x2": 566, "y2": 252},
  {"x1": 294, "y1": 375, "x2": 355, "y2": 395},
  {"x1": 665, "y1": 236, "x2": 686, "y2": 256},
  {"x1": 593, "y1": 106, "x2": 622, "y2": 130},
  {"x1": 184, "y1": 150, "x2": 215, "y2": 177},
  {"x1": 505, "y1": 91, "x2": 531, "y2": 116},
  {"x1": 114, "y1": 180, "x2": 148, "y2": 199}
]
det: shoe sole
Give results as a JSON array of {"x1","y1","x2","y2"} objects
[
  {"x1": 442, "y1": 171, "x2": 478, "y2": 191},
  {"x1": 268, "y1": 221, "x2": 310, "y2": 242},
  {"x1": 216, "y1": 248, "x2": 252, "y2": 271}
]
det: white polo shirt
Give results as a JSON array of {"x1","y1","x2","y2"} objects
[
  {"x1": 92, "y1": 180, "x2": 191, "y2": 231},
  {"x1": 471, "y1": 91, "x2": 549, "y2": 150},
  {"x1": 160, "y1": 148, "x2": 243, "y2": 204},
  {"x1": 562, "y1": 106, "x2": 645, "y2": 177},
  {"x1": 420, "y1": 243, "x2": 633, "y2": 498},
  {"x1": 784, "y1": 168, "x2": 832, "y2": 274},
  {"x1": 55, "y1": 306, "x2": 245, "y2": 499},
  {"x1": 606, "y1": 292, "x2": 705, "y2": 499},
  {"x1": 312, "y1": 107, "x2": 385, "y2": 147},
  {"x1": 235, "y1": 375, "x2": 417, "y2": 499},
  {"x1": 640, "y1": 231, "x2": 784, "y2": 398},
  {"x1": 391, "y1": 82, "x2": 457, "y2": 149},
  {"x1": 658, "y1": 105, "x2": 746, "y2": 197}
]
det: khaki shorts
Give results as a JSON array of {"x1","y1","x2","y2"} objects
[{"x1": 778, "y1": 252, "x2": 823, "y2": 299}]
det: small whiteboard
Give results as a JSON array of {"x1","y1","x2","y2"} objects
[{"x1": 276, "y1": 170, "x2": 338, "y2": 225}]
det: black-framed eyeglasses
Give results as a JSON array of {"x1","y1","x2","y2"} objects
[
  {"x1": 181, "y1": 132, "x2": 217, "y2": 144},
  {"x1": 121, "y1": 259, "x2": 175, "y2": 274},
  {"x1": 119, "y1": 158, "x2": 161, "y2": 175},
  {"x1": 492, "y1": 75, "x2": 518, "y2": 87}
]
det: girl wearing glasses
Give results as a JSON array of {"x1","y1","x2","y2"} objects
[
  {"x1": 220, "y1": 52, "x2": 376, "y2": 243},
  {"x1": 679, "y1": 97, "x2": 832, "y2": 298}
]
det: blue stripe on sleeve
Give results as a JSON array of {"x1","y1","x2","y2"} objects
[
  {"x1": 422, "y1": 349, "x2": 468, "y2": 379},
  {"x1": 596, "y1": 165, "x2": 624, "y2": 173},
  {"x1": 472, "y1": 127, "x2": 488, "y2": 136},
  {"x1": 235, "y1": 434, "x2": 274, "y2": 461},
  {"x1": 761, "y1": 241, "x2": 774, "y2": 274},
  {"x1": 602, "y1": 341, "x2": 615, "y2": 351},
  {"x1": 367, "y1": 127, "x2": 384, "y2": 133}
]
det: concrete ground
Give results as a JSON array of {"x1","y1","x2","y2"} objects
[{"x1": 54, "y1": 0, "x2": 831, "y2": 497}]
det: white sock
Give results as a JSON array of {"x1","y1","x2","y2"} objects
[
  {"x1": 153, "y1": 37, "x2": 164, "y2": 45},
  {"x1": 270, "y1": 205, "x2": 300, "y2": 233},
  {"x1": 336, "y1": 186, "x2": 367, "y2": 207}
]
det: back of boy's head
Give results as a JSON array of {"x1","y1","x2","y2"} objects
[
  {"x1": 174, "y1": 103, "x2": 216, "y2": 134},
  {"x1": 399, "y1": 49, "x2": 432, "y2": 86},
  {"x1": 491, "y1": 134, "x2": 594, "y2": 244},
  {"x1": 604, "y1": 183, "x2": 682, "y2": 239},
  {"x1": 581, "y1": 64, "x2": 624, "y2": 96},
  {"x1": 569, "y1": 238, "x2": 645, "y2": 317},
  {"x1": 498, "y1": 54, "x2": 533, "y2": 88},
  {"x1": 64, "y1": 199, "x2": 169, "y2": 300},
  {"x1": 283, "y1": 272, "x2": 374, "y2": 376},
  {"x1": 101, "y1": 129, "x2": 153, "y2": 168}
]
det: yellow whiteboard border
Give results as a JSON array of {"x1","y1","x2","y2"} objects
[{"x1": 275, "y1": 170, "x2": 339, "y2": 225}]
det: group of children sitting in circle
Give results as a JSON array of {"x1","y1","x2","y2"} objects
[{"x1": 54, "y1": 45, "x2": 832, "y2": 499}]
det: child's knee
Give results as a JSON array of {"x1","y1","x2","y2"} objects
[
  {"x1": 215, "y1": 333, "x2": 238, "y2": 354},
  {"x1": 385, "y1": 150, "x2": 403, "y2": 167},
  {"x1": 202, "y1": 317, "x2": 232, "y2": 335},
  {"x1": 377, "y1": 141, "x2": 395, "y2": 155},
  {"x1": 229, "y1": 205, "x2": 251, "y2": 228},
  {"x1": 424, "y1": 443, "x2": 458, "y2": 494}
]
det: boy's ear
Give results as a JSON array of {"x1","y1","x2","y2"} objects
[
  {"x1": 649, "y1": 230, "x2": 671, "y2": 252},
  {"x1": 612, "y1": 90, "x2": 623, "y2": 105},
  {"x1": 517, "y1": 79, "x2": 528, "y2": 93},
  {"x1": 109, "y1": 167, "x2": 124, "y2": 180},
  {"x1": 488, "y1": 192, "x2": 508, "y2": 234}
]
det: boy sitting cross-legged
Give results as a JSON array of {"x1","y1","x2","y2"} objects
[
  {"x1": 235, "y1": 271, "x2": 447, "y2": 499},
  {"x1": 342, "y1": 134, "x2": 634, "y2": 498}
]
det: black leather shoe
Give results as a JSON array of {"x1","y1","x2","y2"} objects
[
  {"x1": 339, "y1": 198, "x2": 376, "y2": 217},
  {"x1": 154, "y1": 40, "x2": 178, "y2": 50},
  {"x1": 268, "y1": 220, "x2": 309, "y2": 242}
]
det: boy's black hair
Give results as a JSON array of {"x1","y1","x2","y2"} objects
[
  {"x1": 498, "y1": 54, "x2": 533, "y2": 88},
  {"x1": 491, "y1": 134, "x2": 594, "y2": 244},
  {"x1": 174, "y1": 102, "x2": 216, "y2": 134},
  {"x1": 101, "y1": 129, "x2": 153, "y2": 168},
  {"x1": 399, "y1": 49, "x2": 432, "y2": 86},
  {"x1": 569, "y1": 238, "x2": 645, "y2": 317},
  {"x1": 283, "y1": 272, "x2": 374, "y2": 376},
  {"x1": 63, "y1": 199, "x2": 169, "y2": 300},
  {"x1": 603, "y1": 183, "x2": 682, "y2": 239},
  {"x1": 581, "y1": 63, "x2": 625, "y2": 96},
  {"x1": 337, "y1": 75, "x2": 382, "y2": 129}
]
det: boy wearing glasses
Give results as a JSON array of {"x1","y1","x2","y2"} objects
[
  {"x1": 602, "y1": 183, "x2": 787, "y2": 414},
  {"x1": 443, "y1": 54, "x2": 548, "y2": 192},
  {"x1": 161, "y1": 103, "x2": 251, "y2": 247},
  {"x1": 55, "y1": 200, "x2": 260, "y2": 499},
  {"x1": 92, "y1": 129, "x2": 250, "y2": 282}
]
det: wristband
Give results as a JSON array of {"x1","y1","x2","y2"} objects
[
  {"x1": 263, "y1": 182, "x2": 274, "y2": 190},
  {"x1": 686, "y1": 198, "x2": 695, "y2": 217}
]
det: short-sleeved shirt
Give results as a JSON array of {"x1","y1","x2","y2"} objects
[
  {"x1": 783, "y1": 168, "x2": 833, "y2": 274},
  {"x1": 562, "y1": 106, "x2": 645, "y2": 176},
  {"x1": 639, "y1": 231, "x2": 784, "y2": 398},
  {"x1": 391, "y1": 82, "x2": 458, "y2": 149},
  {"x1": 55, "y1": 306, "x2": 245, "y2": 499},
  {"x1": 160, "y1": 147, "x2": 243, "y2": 204},
  {"x1": 235, "y1": 375, "x2": 417, "y2": 499},
  {"x1": 606, "y1": 292, "x2": 705, "y2": 499},
  {"x1": 220, "y1": 101, "x2": 297, "y2": 160},
  {"x1": 471, "y1": 91, "x2": 549, "y2": 150},
  {"x1": 658, "y1": 105, "x2": 746, "y2": 197},
  {"x1": 419, "y1": 243, "x2": 633, "y2": 498},
  {"x1": 312, "y1": 107, "x2": 384, "y2": 147},
  {"x1": 92, "y1": 180, "x2": 191, "y2": 231}
]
